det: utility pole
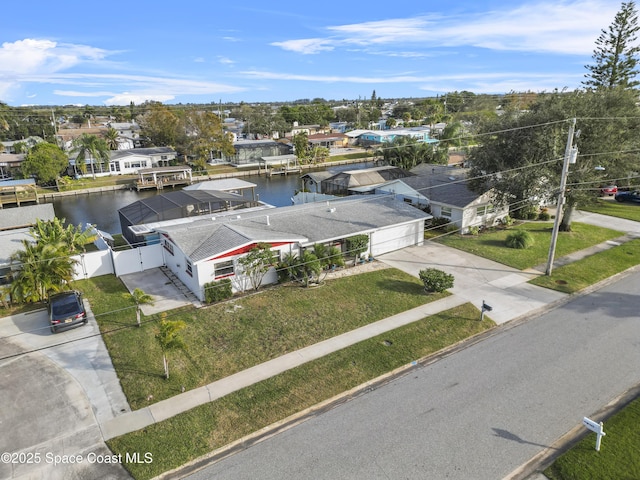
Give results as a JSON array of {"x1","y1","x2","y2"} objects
[{"x1": 545, "y1": 118, "x2": 578, "y2": 276}]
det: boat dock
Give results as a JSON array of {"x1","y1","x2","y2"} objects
[{"x1": 135, "y1": 166, "x2": 193, "y2": 191}]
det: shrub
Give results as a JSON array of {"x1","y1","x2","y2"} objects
[
  {"x1": 501, "y1": 215, "x2": 514, "y2": 227},
  {"x1": 538, "y1": 208, "x2": 550, "y2": 221},
  {"x1": 430, "y1": 217, "x2": 451, "y2": 229},
  {"x1": 419, "y1": 268, "x2": 454, "y2": 293},
  {"x1": 468, "y1": 226, "x2": 480, "y2": 236},
  {"x1": 505, "y1": 230, "x2": 535, "y2": 249},
  {"x1": 203, "y1": 278, "x2": 233, "y2": 303}
]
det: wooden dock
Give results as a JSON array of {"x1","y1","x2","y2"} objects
[{"x1": 135, "y1": 166, "x2": 193, "y2": 191}]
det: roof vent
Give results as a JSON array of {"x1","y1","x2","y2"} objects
[
  {"x1": 328, "y1": 207, "x2": 336, "y2": 213},
  {"x1": 236, "y1": 215, "x2": 241, "y2": 219},
  {"x1": 266, "y1": 215, "x2": 270, "y2": 226}
]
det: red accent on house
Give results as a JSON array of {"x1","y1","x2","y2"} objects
[{"x1": 207, "y1": 242, "x2": 292, "y2": 261}]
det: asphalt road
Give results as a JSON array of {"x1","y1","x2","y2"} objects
[{"x1": 183, "y1": 270, "x2": 640, "y2": 480}]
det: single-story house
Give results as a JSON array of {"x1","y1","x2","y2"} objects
[
  {"x1": 374, "y1": 164, "x2": 508, "y2": 233},
  {"x1": 108, "y1": 147, "x2": 177, "y2": 175},
  {"x1": 355, "y1": 127, "x2": 438, "y2": 148},
  {"x1": 157, "y1": 195, "x2": 431, "y2": 301},
  {"x1": 222, "y1": 140, "x2": 292, "y2": 167},
  {"x1": 108, "y1": 122, "x2": 142, "y2": 150},
  {"x1": 307, "y1": 133, "x2": 349, "y2": 150},
  {"x1": 300, "y1": 165, "x2": 413, "y2": 196}
]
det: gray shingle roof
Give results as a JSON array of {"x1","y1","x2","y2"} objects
[
  {"x1": 0, "y1": 204, "x2": 55, "y2": 231},
  {"x1": 404, "y1": 164, "x2": 480, "y2": 208},
  {"x1": 159, "y1": 195, "x2": 429, "y2": 263}
]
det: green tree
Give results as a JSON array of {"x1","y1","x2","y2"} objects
[
  {"x1": 469, "y1": 88, "x2": 640, "y2": 231},
  {"x1": 181, "y1": 109, "x2": 235, "y2": 169},
  {"x1": 104, "y1": 127, "x2": 120, "y2": 150},
  {"x1": 346, "y1": 234, "x2": 369, "y2": 265},
  {"x1": 72, "y1": 134, "x2": 110, "y2": 175},
  {"x1": 584, "y1": 1, "x2": 640, "y2": 89},
  {"x1": 30, "y1": 217, "x2": 97, "y2": 254},
  {"x1": 137, "y1": 102, "x2": 181, "y2": 147},
  {"x1": 292, "y1": 132, "x2": 310, "y2": 163},
  {"x1": 237, "y1": 243, "x2": 276, "y2": 291},
  {"x1": 155, "y1": 317, "x2": 187, "y2": 380},
  {"x1": 10, "y1": 240, "x2": 77, "y2": 303},
  {"x1": 297, "y1": 250, "x2": 321, "y2": 287},
  {"x1": 379, "y1": 136, "x2": 432, "y2": 170},
  {"x1": 21, "y1": 143, "x2": 69, "y2": 185},
  {"x1": 123, "y1": 288, "x2": 154, "y2": 327}
]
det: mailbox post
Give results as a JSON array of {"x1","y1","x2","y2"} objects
[
  {"x1": 583, "y1": 417, "x2": 606, "y2": 451},
  {"x1": 480, "y1": 300, "x2": 492, "y2": 321}
]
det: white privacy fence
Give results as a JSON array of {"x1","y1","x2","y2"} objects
[{"x1": 72, "y1": 244, "x2": 164, "y2": 280}]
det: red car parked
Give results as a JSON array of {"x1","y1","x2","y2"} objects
[{"x1": 600, "y1": 185, "x2": 618, "y2": 196}]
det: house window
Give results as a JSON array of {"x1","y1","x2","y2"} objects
[
  {"x1": 477, "y1": 206, "x2": 486, "y2": 216},
  {"x1": 441, "y1": 207, "x2": 452, "y2": 218},
  {"x1": 215, "y1": 260, "x2": 234, "y2": 278},
  {"x1": 185, "y1": 259, "x2": 193, "y2": 277},
  {"x1": 163, "y1": 239, "x2": 174, "y2": 256},
  {"x1": 487, "y1": 204, "x2": 495, "y2": 214}
]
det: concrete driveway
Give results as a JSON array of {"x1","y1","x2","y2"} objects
[
  {"x1": 0, "y1": 305, "x2": 131, "y2": 479},
  {"x1": 378, "y1": 241, "x2": 566, "y2": 324}
]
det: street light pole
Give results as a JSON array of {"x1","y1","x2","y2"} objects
[{"x1": 545, "y1": 118, "x2": 578, "y2": 276}]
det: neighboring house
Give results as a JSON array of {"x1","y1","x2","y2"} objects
[
  {"x1": 374, "y1": 164, "x2": 508, "y2": 233},
  {"x1": 0, "y1": 154, "x2": 25, "y2": 179},
  {"x1": 108, "y1": 122, "x2": 142, "y2": 149},
  {"x1": 157, "y1": 195, "x2": 431, "y2": 301},
  {"x1": 357, "y1": 127, "x2": 437, "y2": 148},
  {"x1": 1, "y1": 137, "x2": 44, "y2": 154},
  {"x1": 300, "y1": 165, "x2": 413, "y2": 196},
  {"x1": 222, "y1": 140, "x2": 292, "y2": 167},
  {"x1": 108, "y1": 147, "x2": 177, "y2": 175},
  {"x1": 0, "y1": 204, "x2": 55, "y2": 285},
  {"x1": 308, "y1": 133, "x2": 349, "y2": 150},
  {"x1": 288, "y1": 122, "x2": 330, "y2": 137}
]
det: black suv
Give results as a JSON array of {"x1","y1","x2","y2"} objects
[{"x1": 48, "y1": 291, "x2": 88, "y2": 333}]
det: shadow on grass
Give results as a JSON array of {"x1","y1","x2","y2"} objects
[{"x1": 376, "y1": 279, "x2": 425, "y2": 295}]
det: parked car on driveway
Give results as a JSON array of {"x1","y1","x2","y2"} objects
[
  {"x1": 48, "y1": 291, "x2": 88, "y2": 333},
  {"x1": 614, "y1": 190, "x2": 640, "y2": 203},
  {"x1": 600, "y1": 185, "x2": 618, "y2": 196}
]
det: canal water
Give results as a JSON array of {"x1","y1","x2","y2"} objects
[{"x1": 51, "y1": 162, "x2": 372, "y2": 234}]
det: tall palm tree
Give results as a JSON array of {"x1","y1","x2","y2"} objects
[
  {"x1": 156, "y1": 316, "x2": 186, "y2": 379},
  {"x1": 30, "y1": 218, "x2": 97, "y2": 253},
  {"x1": 71, "y1": 133, "x2": 110, "y2": 175}
]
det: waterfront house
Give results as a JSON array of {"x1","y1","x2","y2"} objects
[{"x1": 157, "y1": 195, "x2": 431, "y2": 301}]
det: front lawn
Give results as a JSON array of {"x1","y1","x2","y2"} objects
[
  {"x1": 107, "y1": 302, "x2": 493, "y2": 480},
  {"x1": 579, "y1": 199, "x2": 640, "y2": 222},
  {"x1": 544, "y1": 395, "x2": 640, "y2": 480},
  {"x1": 435, "y1": 222, "x2": 623, "y2": 270},
  {"x1": 529, "y1": 239, "x2": 640, "y2": 293},
  {"x1": 76, "y1": 268, "x2": 448, "y2": 410}
]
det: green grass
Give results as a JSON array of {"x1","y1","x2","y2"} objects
[
  {"x1": 107, "y1": 302, "x2": 493, "y2": 480},
  {"x1": 580, "y1": 199, "x2": 640, "y2": 222},
  {"x1": 75, "y1": 268, "x2": 448, "y2": 410},
  {"x1": 544, "y1": 395, "x2": 640, "y2": 480},
  {"x1": 436, "y1": 222, "x2": 623, "y2": 270},
  {"x1": 529, "y1": 239, "x2": 640, "y2": 293}
]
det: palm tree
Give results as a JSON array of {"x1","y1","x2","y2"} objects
[
  {"x1": 104, "y1": 127, "x2": 120, "y2": 150},
  {"x1": 10, "y1": 240, "x2": 77, "y2": 302},
  {"x1": 123, "y1": 288, "x2": 155, "y2": 326},
  {"x1": 72, "y1": 133, "x2": 111, "y2": 176},
  {"x1": 155, "y1": 316, "x2": 186, "y2": 379},
  {"x1": 30, "y1": 218, "x2": 97, "y2": 254}
]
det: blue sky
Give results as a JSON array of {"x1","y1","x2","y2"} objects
[{"x1": 0, "y1": 0, "x2": 622, "y2": 107}]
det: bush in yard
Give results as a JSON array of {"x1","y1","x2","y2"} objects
[
  {"x1": 419, "y1": 268, "x2": 454, "y2": 293},
  {"x1": 468, "y1": 225, "x2": 480, "y2": 235},
  {"x1": 203, "y1": 278, "x2": 233, "y2": 303},
  {"x1": 501, "y1": 215, "x2": 514, "y2": 227},
  {"x1": 505, "y1": 230, "x2": 535, "y2": 249},
  {"x1": 538, "y1": 208, "x2": 550, "y2": 221}
]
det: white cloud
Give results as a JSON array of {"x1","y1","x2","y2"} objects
[
  {"x1": 271, "y1": 1, "x2": 618, "y2": 56},
  {"x1": 218, "y1": 56, "x2": 235, "y2": 65}
]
